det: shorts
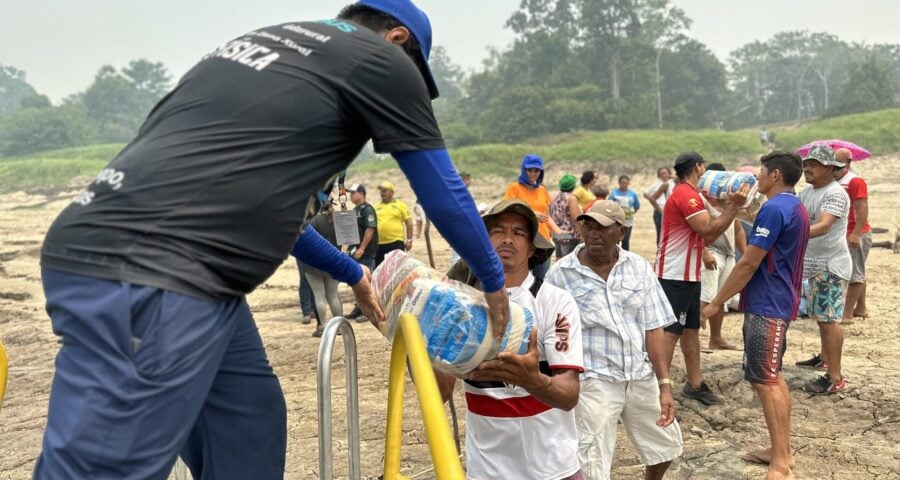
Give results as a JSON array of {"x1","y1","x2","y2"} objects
[
  {"x1": 742, "y1": 314, "x2": 789, "y2": 385},
  {"x1": 806, "y1": 271, "x2": 848, "y2": 323},
  {"x1": 849, "y1": 232, "x2": 872, "y2": 284},
  {"x1": 575, "y1": 377, "x2": 683, "y2": 480},
  {"x1": 700, "y1": 251, "x2": 735, "y2": 304},
  {"x1": 660, "y1": 279, "x2": 701, "y2": 334}
]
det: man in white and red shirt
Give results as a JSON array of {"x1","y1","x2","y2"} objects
[
  {"x1": 655, "y1": 152, "x2": 749, "y2": 406},
  {"x1": 440, "y1": 199, "x2": 584, "y2": 480},
  {"x1": 833, "y1": 147, "x2": 871, "y2": 322}
]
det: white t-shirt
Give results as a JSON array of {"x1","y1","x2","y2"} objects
[
  {"x1": 646, "y1": 179, "x2": 674, "y2": 210},
  {"x1": 799, "y1": 181, "x2": 852, "y2": 280},
  {"x1": 464, "y1": 273, "x2": 584, "y2": 480}
]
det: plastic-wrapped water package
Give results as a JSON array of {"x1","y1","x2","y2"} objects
[
  {"x1": 372, "y1": 250, "x2": 534, "y2": 376},
  {"x1": 698, "y1": 170, "x2": 763, "y2": 216}
]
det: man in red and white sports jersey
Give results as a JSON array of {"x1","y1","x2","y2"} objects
[
  {"x1": 439, "y1": 199, "x2": 584, "y2": 480},
  {"x1": 655, "y1": 152, "x2": 749, "y2": 406},
  {"x1": 833, "y1": 147, "x2": 871, "y2": 322}
]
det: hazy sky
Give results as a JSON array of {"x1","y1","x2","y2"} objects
[{"x1": 3, "y1": 0, "x2": 900, "y2": 103}]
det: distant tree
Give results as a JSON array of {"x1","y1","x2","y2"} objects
[
  {"x1": 122, "y1": 59, "x2": 172, "y2": 98},
  {"x1": 478, "y1": 86, "x2": 553, "y2": 143},
  {"x1": 660, "y1": 39, "x2": 728, "y2": 128},
  {"x1": 0, "y1": 64, "x2": 38, "y2": 116},
  {"x1": 19, "y1": 94, "x2": 52, "y2": 110},
  {"x1": 827, "y1": 53, "x2": 899, "y2": 117},
  {"x1": 0, "y1": 104, "x2": 97, "y2": 156},
  {"x1": 429, "y1": 46, "x2": 464, "y2": 102},
  {"x1": 81, "y1": 60, "x2": 172, "y2": 142}
]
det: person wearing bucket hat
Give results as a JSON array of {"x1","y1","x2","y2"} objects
[
  {"x1": 441, "y1": 199, "x2": 584, "y2": 480},
  {"x1": 34, "y1": 0, "x2": 514, "y2": 477},
  {"x1": 550, "y1": 174, "x2": 584, "y2": 260},
  {"x1": 796, "y1": 143, "x2": 852, "y2": 395},
  {"x1": 544, "y1": 200, "x2": 683, "y2": 480},
  {"x1": 656, "y1": 151, "x2": 751, "y2": 408}
]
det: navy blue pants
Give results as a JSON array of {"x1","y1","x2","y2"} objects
[{"x1": 35, "y1": 268, "x2": 286, "y2": 480}]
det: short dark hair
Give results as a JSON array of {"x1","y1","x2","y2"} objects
[
  {"x1": 580, "y1": 171, "x2": 596, "y2": 185},
  {"x1": 337, "y1": 5, "x2": 425, "y2": 72},
  {"x1": 618, "y1": 175, "x2": 630, "y2": 182},
  {"x1": 674, "y1": 151, "x2": 704, "y2": 180},
  {"x1": 656, "y1": 167, "x2": 671, "y2": 177},
  {"x1": 707, "y1": 162, "x2": 726, "y2": 171},
  {"x1": 760, "y1": 150, "x2": 802, "y2": 187}
]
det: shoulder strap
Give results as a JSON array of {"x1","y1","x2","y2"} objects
[{"x1": 529, "y1": 277, "x2": 543, "y2": 297}]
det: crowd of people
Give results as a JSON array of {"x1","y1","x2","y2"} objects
[{"x1": 29, "y1": 0, "x2": 874, "y2": 478}]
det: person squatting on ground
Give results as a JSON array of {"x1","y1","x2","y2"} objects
[
  {"x1": 699, "y1": 162, "x2": 747, "y2": 351},
  {"x1": 550, "y1": 174, "x2": 584, "y2": 260},
  {"x1": 645, "y1": 167, "x2": 675, "y2": 246},
  {"x1": 702, "y1": 151, "x2": 809, "y2": 480},
  {"x1": 546, "y1": 200, "x2": 683, "y2": 480},
  {"x1": 35, "y1": 1, "x2": 513, "y2": 478},
  {"x1": 655, "y1": 152, "x2": 749, "y2": 406},
  {"x1": 796, "y1": 145, "x2": 852, "y2": 394},
  {"x1": 504, "y1": 154, "x2": 560, "y2": 280},
  {"x1": 298, "y1": 202, "x2": 344, "y2": 338},
  {"x1": 374, "y1": 180, "x2": 414, "y2": 265},
  {"x1": 345, "y1": 183, "x2": 378, "y2": 322},
  {"x1": 607, "y1": 175, "x2": 640, "y2": 251},
  {"x1": 439, "y1": 199, "x2": 584, "y2": 480},
  {"x1": 833, "y1": 147, "x2": 872, "y2": 322}
]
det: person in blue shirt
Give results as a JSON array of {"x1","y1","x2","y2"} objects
[
  {"x1": 702, "y1": 150, "x2": 809, "y2": 480},
  {"x1": 608, "y1": 175, "x2": 641, "y2": 250}
]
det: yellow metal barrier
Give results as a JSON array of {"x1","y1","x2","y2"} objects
[
  {"x1": 383, "y1": 314, "x2": 465, "y2": 480},
  {"x1": 0, "y1": 340, "x2": 8, "y2": 413}
]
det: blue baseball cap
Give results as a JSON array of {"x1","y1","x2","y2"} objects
[{"x1": 357, "y1": 0, "x2": 439, "y2": 99}]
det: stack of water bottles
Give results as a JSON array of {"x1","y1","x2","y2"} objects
[
  {"x1": 372, "y1": 250, "x2": 534, "y2": 377},
  {"x1": 697, "y1": 170, "x2": 764, "y2": 219}
]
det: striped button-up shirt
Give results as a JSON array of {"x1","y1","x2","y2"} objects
[{"x1": 545, "y1": 245, "x2": 676, "y2": 382}]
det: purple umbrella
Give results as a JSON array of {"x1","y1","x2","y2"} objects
[{"x1": 795, "y1": 140, "x2": 871, "y2": 161}]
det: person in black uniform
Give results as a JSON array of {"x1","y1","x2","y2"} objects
[{"x1": 34, "y1": 1, "x2": 508, "y2": 478}]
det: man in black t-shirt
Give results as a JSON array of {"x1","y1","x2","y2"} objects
[
  {"x1": 34, "y1": 1, "x2": 508, "y2": 478},
  {"x1": 346, "y1": 183, "x2": 377, "y2": 321}
]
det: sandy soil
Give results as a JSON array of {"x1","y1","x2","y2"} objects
[{"x1": 1, "y1": 158, "x2": 899, "y2": 479}]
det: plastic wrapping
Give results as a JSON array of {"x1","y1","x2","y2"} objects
[
  {"x1": 698, "y1": 170, "x2": 764, "y2": 218},
  {"x1": 372, "y1": 250, "x2": 534, "y2": 376}
]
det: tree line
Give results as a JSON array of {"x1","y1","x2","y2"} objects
[
  {"x1": 2, "y1": 0, "x2": 899, "y2": 156},
  {"x1": 0, "y1": 60, "x2": 170, "y2": 157},
  {"x1": 431, "y1": 0, "x2": 900, "y2": 146}
]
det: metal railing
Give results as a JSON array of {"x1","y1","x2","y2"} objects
[{"x1": 317, "y1": 317, "x2": 361, "y2": 480}]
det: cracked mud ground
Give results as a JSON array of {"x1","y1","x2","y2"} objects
[{"x1": 1, "y1": 159, "x2": 899, "y2": 480}]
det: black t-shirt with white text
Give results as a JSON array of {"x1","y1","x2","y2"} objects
[{"x1": 41, "y1": 20, "x2": 444, "y2": 300}]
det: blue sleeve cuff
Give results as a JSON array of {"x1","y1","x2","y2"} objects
[
  {"x1": 291, "y1": 227, "x2": 363, "y2": 285},
  {"x1": 393, "y1": 149, "x2": 505, "y2": 292}
]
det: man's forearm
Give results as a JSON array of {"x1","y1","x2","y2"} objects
[
  {"x1": 710, "y1": 260, "x2": 755, "y2": 306},
  {"x1": 524, "y1": 370, "x2": 580, "y2": 411},
  {"x1": 358, "y1": 228, "x2": 374, "y2": 251},
  {"x1": 404, "y1": 219, "x2": 414, "y2": 240},
  {"x1": 704, "y1": 205, "x2": 740, "y2": 242},
  {"x1": 853, "y1": 201, "x2": 868, "y2": 236},
  {"x1": 646, "y1": 328, "x2": 670, "y2": 381}
]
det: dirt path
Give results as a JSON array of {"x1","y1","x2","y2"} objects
[{"x1": 1, "y1": 159, "x2": 899, "y2": 479}]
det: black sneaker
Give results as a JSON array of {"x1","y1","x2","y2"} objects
[
  {"x1": 311, "y1": 326, "x2": 324, "y2": 338},
  {"x1": 803, "y1": 374, "x2": 846, "y2": 394},
  {"x1": 795, "y1": 353, "x2": 828, "y2": 370},
  {"x1": 683, "y1": 381, "x2": 725, "y2": 405},
  {"x1": 346, "y1": 307, "x2": 362, "y2": 320}
]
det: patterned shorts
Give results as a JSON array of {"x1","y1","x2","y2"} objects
[
  {"x1": 806, "y1": 271, "x2": 848, "y2": 323},
  {"x1": 742, "y1": 314, "x2": 789, "y2": 385}
]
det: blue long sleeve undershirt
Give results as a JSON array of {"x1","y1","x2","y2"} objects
[
  {"x1": 393, "y1": 149, "x2": 504, "y2": 293},
  {"x1": 291, "y1": 227, "x2": 363, "y2": 285}
]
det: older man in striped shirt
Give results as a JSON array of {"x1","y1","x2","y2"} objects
[{"x1": 546, "y1": 200, "x2": 683, "y2": 480}]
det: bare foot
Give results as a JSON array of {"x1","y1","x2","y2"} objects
[
  {"x1": 765, "y1": 468, "x2": 794, "y2": 480},
  {"x1": 708, "y1": 340, "x2": 740, "y2": 351},
  {"x1": 852, "y1": 310, "x2": 869, "y2": 319},
  {"x1": 742, "y1": 449, "x2": 794, "y2": 467}
]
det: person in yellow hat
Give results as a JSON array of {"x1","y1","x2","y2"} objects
[{"x1": 375, "y1": 181, "x2": 414, "y2": 265}]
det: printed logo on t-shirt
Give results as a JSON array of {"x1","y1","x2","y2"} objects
[
  {"x1": 689, "y1": 198, "x2": 700, "y2": 208},
  {"x1": 554, "y1": 314, "x2": 570, "y2": 353},
  {"x1": 755, "y1": 226, "x2": 770, "y2": 238}
]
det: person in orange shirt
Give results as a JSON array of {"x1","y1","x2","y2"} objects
[{"x1": 504, "y1": 153, "x2": 558, "y2": 279}]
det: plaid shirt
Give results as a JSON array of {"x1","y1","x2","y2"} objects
[{"x1": 545, "y1": 245, "x2": 676, "y2": 382}]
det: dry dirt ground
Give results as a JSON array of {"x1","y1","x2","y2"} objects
[{"x1": 1, "y1": 158, "x2": 899, "y2": 479}]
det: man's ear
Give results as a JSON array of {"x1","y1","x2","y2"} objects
[{"x1": 383, "y1": 26, "x2": 411, "y2": 46}]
